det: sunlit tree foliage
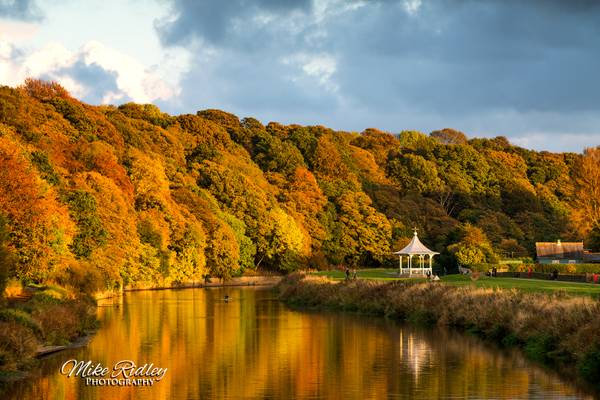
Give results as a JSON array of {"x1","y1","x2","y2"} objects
[{"x1": 0, "y1": 79, "x2": 592, "y2": 290}]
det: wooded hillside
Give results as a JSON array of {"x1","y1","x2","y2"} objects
[{"x1": 1, "y1": 80, "x2": 598, "y2": 291}]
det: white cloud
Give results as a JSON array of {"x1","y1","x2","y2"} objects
[
  {"x1": 512, "y1": 132, "x2": 600, "y2": 152},
  {"x1": 0, "y1": 38, "x2": 180, "y2": 104},
  {"x1": 79, "y1": 40, "x2": 177, "y2": 103},
  {"x1": 0, "y1": 20, "x2": 39, "y2": 42},
  {"x1": 21, "y1": 42, "x2": 73, "y2": 76},
  {"x1": 403, "y1": 0, "x2": 422, "y2": 16},
  {"x1": 282, "y1": 52, "x2": 338, "y2": 92}
]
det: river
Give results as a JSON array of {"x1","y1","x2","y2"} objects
[{"x1": 5, "y1": 287, "x2": 594, "y2": 399}]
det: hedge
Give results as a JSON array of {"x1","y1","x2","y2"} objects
[{"x1": 468, "y1": 263, "x2": 600, "y2": 275}]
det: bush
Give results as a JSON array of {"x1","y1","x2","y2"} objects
[
  {"x1": 524, "y1": 335, "x2": 558, "y2": 363},
  {"x1": 579, "y1": 346, "x2": 600, "y2": 389},
  {"x1": 0, "y1": 321, "x2": 38, "y2": 370},
  {"x1": 0, "y1": 309, "x2": 42, "y2": 338},
  {"x1": 3, "y1": 278, "x2": 22, "y2": 298},
  {"x1": 534, "y1": 263, "x2": 600, "y2": 274},
  {"x1": 32, "y1": 303, "x2": 80, "y2": 345}
]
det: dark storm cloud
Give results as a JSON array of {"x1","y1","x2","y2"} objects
[
  {"x1": 53, "y1": 60, "x2": 126, "y2": 105},
  {"x1": 0, "y1": 0, "x2": 42, "y2": 20},
  {"x1": 175, "y1": 48, "x2": 337, "y2": 117},
  {"x1": 323, "y1": 0, "x2": 600, "y2": 113},
  {"x1": 156, "y1": 0, "x2": 600, "y2": 151},
  {"x1": 157, "y1": 0, "x2": 312, "y2": 47}
]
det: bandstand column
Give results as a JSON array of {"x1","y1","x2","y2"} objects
[{"x1": 399, "y1": 255, "x2": 403, "y2": 275}]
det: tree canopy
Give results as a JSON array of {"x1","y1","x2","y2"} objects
[{"x1": 0, "y1": 79, "x2": 594, "y2": 290}]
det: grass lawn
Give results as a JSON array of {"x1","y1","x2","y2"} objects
[
  {"x1": 443, "y1": 274, "x2": 600, "y2": 297},
  {"x1": 309, "y1": 268, "x2": 600, "y2": 297},
  {"x1": 310, "y1": 268, "x2": 422, "y2": 281}
]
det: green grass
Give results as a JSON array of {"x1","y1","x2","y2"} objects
[
  {"x1": 309, "y1": 269, "x2": 600, "y2": 297},
  {"x1": 442, "y1": 274, "x2": 600, "y2": 297},
  {"x1": 310, "y1": 268, "x2": 420, "y2": 281}
]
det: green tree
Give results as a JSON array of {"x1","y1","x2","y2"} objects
[
  {"x1": 448, "y1": 223, "x2": 497, "y2": 266},
  {"x1": 331, "y1": 192, "x2": 392, "y2": 266},
  {"x1": 65, "y1": 190, "x2": 108, "y2": 258},
  {"x1": 387, "y1": 153, "x2": 442, "y2": 193}
]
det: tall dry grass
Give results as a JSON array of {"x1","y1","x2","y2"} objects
[{"x1": 278, "y1": 273, "x2": 600, "y2": 388}]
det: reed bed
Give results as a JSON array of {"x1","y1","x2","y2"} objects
[{"x1": 278, "y1": 273, "x2": 600, "y2": 388}]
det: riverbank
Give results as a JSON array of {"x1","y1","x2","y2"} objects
[
  {"x1": 310, "y1": 268, "x2": 600, "y2": 297},
  {"x1": 94, "y1": 275, "x2": 282, "y2": 300},
  {"x1": 277, "y1": 273, "x2": 600, "y2": 390},
  {"x1": 0, "y1": 284, "x2": 97, "y2": 382}
]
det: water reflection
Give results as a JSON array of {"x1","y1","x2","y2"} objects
[{"x1": 5, "y1": 287, "x2": 594, "y2": 399}]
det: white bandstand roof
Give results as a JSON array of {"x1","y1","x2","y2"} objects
[{"x1": 393, "y1": 231, "x2": 439, "y2": 255}]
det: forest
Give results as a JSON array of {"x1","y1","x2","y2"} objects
[{"x1": 1, "y1": 79, "x2": 599, "y2": 293}]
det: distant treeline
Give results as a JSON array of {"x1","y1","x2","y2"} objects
[{"x1": 0, "y1": 79, "x2": 599, "y2": 292}]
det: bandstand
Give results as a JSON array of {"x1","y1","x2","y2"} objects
[{"x1": 393, "y1": 230, "x2": 439, "y2": 276}]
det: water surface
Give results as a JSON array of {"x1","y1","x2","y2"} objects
[{"x1": 5, "y1": 287, "x2": 594, "y2": 399}]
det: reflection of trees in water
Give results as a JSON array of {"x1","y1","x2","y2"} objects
[{"x1": 6, "y1": 288, "x2": 592, "y2": 400}]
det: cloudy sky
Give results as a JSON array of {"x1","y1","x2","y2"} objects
[{"x1": 1, "y1": 0, "x2": 599, "y2": 152}]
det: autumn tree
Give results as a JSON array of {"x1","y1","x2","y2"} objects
[
  {"x1": 0, "y1": 79, "x2": 593, "y2": 289},
  {"x1": 430, "y1": 128, "x2": 468, "y2": 145},
  {"x1": 572, "y1": 147, "x2": 600, "y2": 240},
  {"x1": 323, "y1": 192, "x2": 392, "y2": 266},
  {"x1": 447, "y1": 224, "x2": 497, "y2": 267},
  {"x1": 0, "y1": 136, "x2": 74, "y2": 281},
  {"x1": 20, "y1": 78, "x2": 70, "y2": 101},
  {"x1": 0, "y1": 215, "x2": 15, "y2": 294}
]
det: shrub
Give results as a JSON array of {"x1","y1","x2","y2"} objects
[
  {"x1": 32, "y1": 303, "x2": 80, "y2": 345},
  {"x1": 55, "y1": 260, "x2": 105, "y2": 294},
  {"x1": 534, "y1": 263, "x2": 600, "y2": 274},
  {"x1": 3, "y1": 278, "x2": 22, "y2": 298},
  {"x1": 0, "y1": 309, "x2": 42, "y2": 338},
  {"x1": 524, "y1": 335, "x2": 558, "y2": 363},
  {"x1": 0, "y1": 321, "x2": 38, "y2": 370},
  {"x1": 579, "y1": 346, "x2": 600, "y2": 389}
]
